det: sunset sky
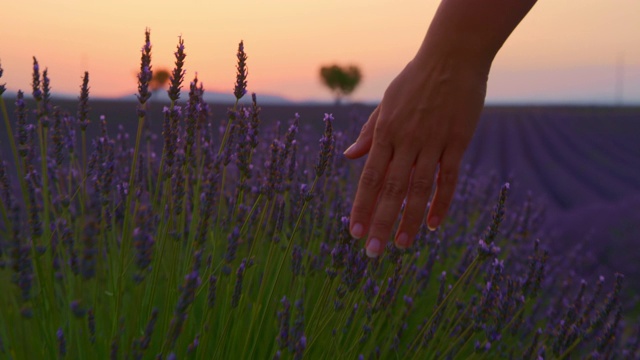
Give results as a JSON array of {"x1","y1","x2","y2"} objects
[{"x1": 1, "y1": 1, "x2": 639, "y2": 104}]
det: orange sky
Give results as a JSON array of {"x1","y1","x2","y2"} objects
[{"x1": 1, "y1": 1, "x2": 639, "y2": 104}]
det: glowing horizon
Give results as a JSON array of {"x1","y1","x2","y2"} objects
[{"x1": 1, "y1": 1, "x2": 639, "y2": 104}]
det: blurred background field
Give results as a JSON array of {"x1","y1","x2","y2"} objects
[{"x1": 2, "y1": 100, "x2": 638, "y2": 292}]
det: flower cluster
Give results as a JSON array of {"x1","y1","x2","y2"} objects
[{"x1": 0, "y1": 31, "x2": 636, "y2": 360}]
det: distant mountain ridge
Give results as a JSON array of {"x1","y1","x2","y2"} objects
[{"x1": 117, "y1": 90, "x2": 295, "y2": 105}]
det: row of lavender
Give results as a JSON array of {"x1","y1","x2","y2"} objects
[{"x1": 0, "y1": 30, "x2": 638, "y2": 359}]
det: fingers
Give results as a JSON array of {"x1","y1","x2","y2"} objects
[
  {"x1": 348, "y1": 134, "x2": 393, "y2": 241},
  {"x1": 364, "y1": 151, "x2": 416, "y2": 257},
  {"x1": 343, "y1": 106, "x2": 379, "y2": 159},
  {"x1": 393, "y1": 152, "x2": 438, "y2": 249},
  {"x1": 426, "y1": 146, "x2": 464, "y2": 231}
]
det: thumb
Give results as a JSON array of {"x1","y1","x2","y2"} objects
[{"x1": 343, "y1": 106, "x2": 379, "y2": 159}]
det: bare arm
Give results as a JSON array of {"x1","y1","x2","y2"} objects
[{"x1": 345, "y1": 0, "x2": 537, "y2": 258}]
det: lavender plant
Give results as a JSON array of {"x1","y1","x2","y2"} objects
[{"x1": 0, "y1": 31, "x2": 638, "y2": 360}]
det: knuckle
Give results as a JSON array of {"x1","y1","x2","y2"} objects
[
  {"x1": 359, "y1": 121, "x2": 371, "y2": 136},
  {"x1": 437, "y1": 167, "x2": 459, "y2": 187},
  {"x1": 409, "y1": 178, "x2": 433, "y2": 197},
  {"x1": 360, "y1": 168, "x2": 383, "y2": 189},
  {"x1": 381, "y1": 179, "x2": 406, "y2": 199}
]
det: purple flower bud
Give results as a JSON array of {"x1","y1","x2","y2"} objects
[
  {"x1": 315, "y1": 113, "x2": 334, "y2": 177},
  {"x1": 277, "y1": 296, "x2": 291, "y2": 349},
  {"x1": 70, "y1": 300, "x2": 86, "y2": 318},
  {"x1": 32, "y1": 57, "x2": 42, "y2": 101},
  {"x1": 88, "y1": 308, "x2": 96, "y2": 343},
  {"x1": 232, "y1": 259, "x2": 247, "y2": 308},
  {"x1": 208, "y1": 275, "x2": 218, "y2": 308},
  {"x1": 136, "y1": 29, "x2": 153, "y2": 105},
  {"x1": 0, "y1": 59, "x2": 5, "y2": 95},
  {"x1": 234, "y1": 41, "x2": 248, "y2": 100},
  {"x1": 57, "y1": 328, "x2": 66, "y2": 357},
  {"x1": 225, "y1": 227, "x2": 240, "y2": 264},
  {"x1": 168, "y1": 37, "x2": 186, "y2": 102},
  {"x1": 78, "y1": 71, "x2": 90, "y2": 130}
]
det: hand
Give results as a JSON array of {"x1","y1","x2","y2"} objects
[{"x1": 344, "y1": 55, "x2": 488, "y2": 257}]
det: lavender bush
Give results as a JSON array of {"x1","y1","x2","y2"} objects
[{"x1": 0, "y1": 30, "x2": 638, "y2": 359}]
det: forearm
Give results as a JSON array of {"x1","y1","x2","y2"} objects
[{"x1": 415, "y1": 0, "x2": 537, "y2": 72}]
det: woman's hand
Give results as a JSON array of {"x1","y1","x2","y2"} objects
[{"x1": 344, "y1": 55, "x2": 488, "y2": 258}]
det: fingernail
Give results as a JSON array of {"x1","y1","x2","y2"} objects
[
  {"x1": 343, "y1": 142, "x2": 356, "y2": 156},
  {"x1": 366, "y1": 238, "x2": 382, "y2": 258},
  {"x1": 427, "y1": 217, "x2": 440, "y2": 231},
  {"x1": 351, "y1": 222, "x2": 364, "y2": 238},
  {"x1": 395, "y1": 232, "x2": 409, "y2": 249}
]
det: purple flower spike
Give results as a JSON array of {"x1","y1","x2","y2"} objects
[
  {"x1": 234, "y1": 41, "x2": 248, "y2": 100},
  {"x1": 277, "y1": 296, "x2": 291, "y2": 349},
  {"x1": 32, "y1": 57, "x2": 42, "y2": 101},
  {"x1": 0, "y1": 59, "x2": 5, "y2": 95},
  {"x1": 78, "y1": 71, "x2": 90, "y2": 130},
  {"x1": 231, "y1": 259, "x2": 247, "y2": 308},
  {"x1": 57, "y1": 328, "x2": 66, "y2": 357},
  {"x1": 315, "y1": 113, "x2": 335, "y2": 177},
  {"x1": 168, "y1": 36, "x2": 186, "y2": 102},
  {"x1": 41, "y1": 68, "x2": 52, "y2": 119},
  {"x1": 136, "y1": 29, "x2": 153, "y2": 106}
]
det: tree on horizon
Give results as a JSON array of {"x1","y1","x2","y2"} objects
[
  {"x1": 319, "y1": 64, "x2": 362, "y2": 105},
  {"x1": 150, "y1": 68, "x2": 171, "y2": 93}
]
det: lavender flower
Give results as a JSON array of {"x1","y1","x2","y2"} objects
[
  {"x1": 15, "y1": 91, "x2": 29, "y2": 157},
  {"x1": 70, "y1": 300, "x2": 86, "y2": 318},
  {"x1": 208, "y1": 275, "x2": 218, "y2": 308},
  {"x1": 140, "y1": 308, "x2": 159, "y2": 351},
  {"x1": 165, "y1": 252, "x2": 202, "y2": 350},
  {"x1": 52, "y1": 108, "x2": 65, "y2": 169},
  {"x1": 0, "y1": 160, "x2": 12, "y2": 213},
  {"x1": 225, "y1": 227, "x2": 240, "y2": 264},
  {"x1": 110, "y1": 338, "x2": 118, "y2": 360},
  {"x1": 483, "y1": 182, "x2": 509, "y2": 245},
  {"x1": 41, "y1": 68, "x2": 52, "y2": 120},
  {"x1": 232, "y1": 259, "x2": 247, "y2": 308},
  {"x1": 15, "y1": 243, "x2": 33, "y2": 301},
  {"x1": 168, "y1": 37, "x2": 186, "y2": 102},
  {"x1": 291, "y1": 245, "x2": 303, "y2": 277},
  {"x1": 187, "y1": 334, "x2": 200, "y2": 354},
  {"x1": 0, "y1": 59, "x2": 5, "y2": 95},
  {"x1": 133, "y1": 206, "x2": 155, "y2": 282},
  {"x1": 315, "y1": 113, "x2": 334, "y2": 177},
  {"x1": 234, "y1": 41, "x2": 248, "y2": 100},
  {"x1": 136, "y1": 29, "x2": 153, "y2": 107},
  {"x1": 277, "y1": 296, "x2": 291, "y2": 349},
  {"x1": 57, "y1": 328, "x2": 66, "y2": 357},
  {"x1": 25, "y1": 171, "x2": 42, "y2": 238},
  {"x1": 78, "y1": 71, "x2": 90, "y2": 130},
  {"x1": 291, "y1": 299, "x2": 305, "y2": 352},
  {"x1": 87, "y1": 308, "x2": 96, "y2": 343},
  {"x1": 283, "y1": 114, "x2": 299, "y2": 160},
  {"x1": 31, "y1": 57, "x2": 42, "y2": 101},
  {"x1": 184, "y1": 75, "x2": 201, "y2": 159},
  {"x1": 162, "y1": 106, "x2": 182, "y2": 179},
  {"x1": 80, "y1": 219, "x2": 99, "y2": 280},
  {"x1": 249, "y1": 93, "x2": 261, "y2": 148}
]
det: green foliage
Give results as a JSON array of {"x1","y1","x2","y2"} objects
[
  {"x1": 319, "y1": 65, "x2": 362, "y2": 104},
  {"x1": 150, "y1": 68, "x2": 171, "y2": 92}
]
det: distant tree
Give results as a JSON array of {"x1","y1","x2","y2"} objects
[
  {"x1": 150, "y1": 68, "x2": 171, "y2": 93},
  {"x1": 319, "y1": 64, "x2": 362, "y2": 105}
]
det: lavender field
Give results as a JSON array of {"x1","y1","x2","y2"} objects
[
  {"x1": 4, "y1": 100, "x2": 638, "y2": 288},
  {"x1": 1, "y1": 34, "x2": 639, "y2": 358}
]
